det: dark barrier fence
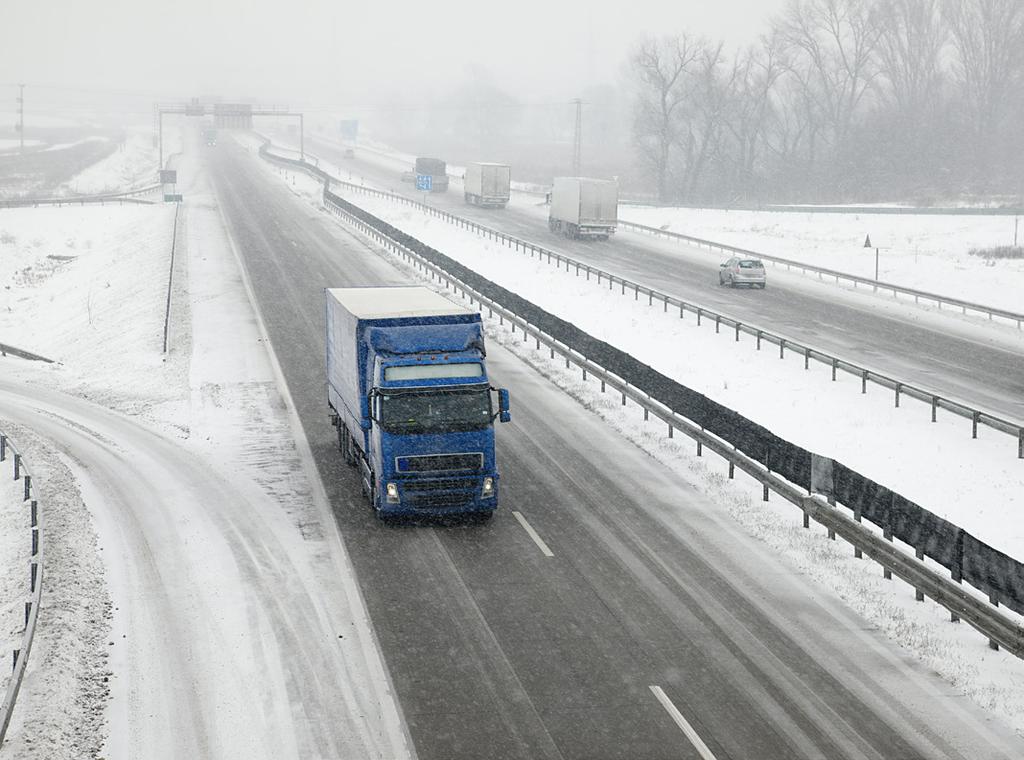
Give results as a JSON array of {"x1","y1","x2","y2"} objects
[{"x1": 263, "y1": 142, "x2": 1024, "y2": 620}]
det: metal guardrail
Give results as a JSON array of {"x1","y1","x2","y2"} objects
[
  {"x1": 0, "y1": 183, "x2": 161, "y2": 209},
  {"x1": 617, "y1": 198, "x2": 1024, "y2": 216},
  {"x1": 261, "y1": 147, "x2": 1022, "y2": 456},
  {"x1": 162, "y1": 202, "x2": 181, "y2": 353},
  {"x1": 617, "y1": 219, "x2": 1024, "y2": 328},
  {"x1": 0, "y1": 433, "x2": 43, "y2": 746},
  {"x1": 320, "y1": 188, "x2": 1024, "y2": 659}
]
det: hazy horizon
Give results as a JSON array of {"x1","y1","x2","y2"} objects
[{"x1": 2, "y1": 0, "x2": 786, "y2": 112}]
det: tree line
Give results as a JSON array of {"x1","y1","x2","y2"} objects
[{"x1": 629, "y1": 0, "x2": 1024, "y2": 204}]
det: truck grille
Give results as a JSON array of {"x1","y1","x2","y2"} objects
[
  {"x1": 396, "y1": 453, "x2": 483, "y2": 473},
  {"x1": 402, "y1": 478, "x2": 476, "y2": 508}
]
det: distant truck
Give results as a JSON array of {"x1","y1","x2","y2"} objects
[
  {"x1": 326, "y1": 286, "x2": 511, "y2": 522},
  {"x1": 202, "y1": 127, "x2": 217, "y2": 146},
  {"x1": 464, "y1": 163, "x2": 510, "y2": 208},
  {"x1": 548, "y1": 177, "x2": 618, "y2": 239},
  {"x1": 413, "y1": 157, "x2": 449, "y2": 192}
]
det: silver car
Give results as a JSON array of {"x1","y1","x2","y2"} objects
[{"x1": 719, "y1": 257, "x2": 766, "y2": 288}]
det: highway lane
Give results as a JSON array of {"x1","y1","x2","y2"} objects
[
  {"x1": 312, "y1": 136, "x2": 1024, "y2": 424},
  {"x1": 208, "y1": 139, "x2": 1023, "y2": 760}
]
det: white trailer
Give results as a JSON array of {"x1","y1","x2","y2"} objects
[
  {"x1": 464, "y1": 163, "x2": 511, "y2": 208},
  {"x1": 548, "y1": 177, "x2": 618, "y2": 239}
]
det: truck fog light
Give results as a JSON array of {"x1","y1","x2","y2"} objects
[
  {"x1": 481, "y1": 477, "x2": 494, "y2": 498},
  {"x1": 386, "y1": 482, "x2": 400, "y2": 503}
]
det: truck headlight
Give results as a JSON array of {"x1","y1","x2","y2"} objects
[
  {"x1": 386, "y1": 482, "x2": 400, "y2": 504},
  {"x1": 481, "y1": 477, "x2": 494, "y2": 498}
]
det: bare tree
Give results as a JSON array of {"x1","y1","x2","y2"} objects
[
  {"x1": 942, "y1": 0, "x2": 1024, "y2": 183},
  {"x1": 874, "y1": 0, "x2": 946, "y2": 121},
  {"x1": 677, "y1": 41, "x2": 735, "y2": 200},
  {"x1": 777, "y1": 0, "x2": 882, "y2": 157},
  {"x1": 629, "y1": 35, "x2": 700, "y2": 201},
  {"x1": 723, "y1": 32, "x2": 786, "y2": 200}
]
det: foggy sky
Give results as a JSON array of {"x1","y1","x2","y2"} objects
[{"x1": 2, "y1": 0, "x2": 785, "y2": 110}]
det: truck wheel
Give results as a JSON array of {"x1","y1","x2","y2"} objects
[{"x1": 548, "y1": 218, "x2": 557, "y2": 232}]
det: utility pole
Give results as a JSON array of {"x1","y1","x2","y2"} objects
[
  {"x1": 17, "y1": 84, "x2": 25, "y2": 154},
  {"x1": 571, "y1": 98, "x2": 582, "y2": 176}
]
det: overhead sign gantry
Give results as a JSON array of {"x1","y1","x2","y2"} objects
[{"x1": 153, "y1": 98, "x2": 305, "y2": 168}]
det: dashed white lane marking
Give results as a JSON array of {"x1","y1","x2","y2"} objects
[
  {"x1": 512, "y1": 510, "x2": 555, "y2": 557},
  {"x1": 649, "y1": 685, "x2": 719, "y2": 760}
]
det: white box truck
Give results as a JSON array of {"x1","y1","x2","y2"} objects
[
  {"x1": 548, "y1": 177, "x2": 618, "y2": 239},
  {"x1": 464, "y1": 163, "x2": 511, "y2": 208}
]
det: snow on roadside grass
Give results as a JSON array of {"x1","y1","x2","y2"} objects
[
  {"x1": 58, "y1": 128, "x2": 180, "y2": 196},
  {"x1": 0, "y1": 202, "x2": 183, "y2": 414},
  {"x1": 619, "y1": 205, "x2": 1024, "y2": 313}
]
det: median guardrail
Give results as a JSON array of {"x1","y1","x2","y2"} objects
[
  {"x1": 0, "y1": 432, "x2": 43, "y2": 747},
  {"x1": 317, "y1": 182, "x2": 1024, "y2": 659},
  {"x1": 257, "y1": 141, "x2": 1024, "y2": 457},
  {"x1": 616, "y1": 219, "x2": 1024, "y2": 328}
]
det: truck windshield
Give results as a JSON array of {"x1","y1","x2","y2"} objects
[{"x1": 380, "y1": 386, "x2": 492, "y2": 434}]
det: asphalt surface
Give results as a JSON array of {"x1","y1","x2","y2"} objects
[
  {"x1": 310, "y1": 135, "x2": 1024, "y2": 425},
  {"x1": 208, "y1": 139, "x2": 1023, "y2": 760}
]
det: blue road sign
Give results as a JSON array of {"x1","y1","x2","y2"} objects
[{"x1": 416, "y1": 174, "x2": 432, "y2": 192}]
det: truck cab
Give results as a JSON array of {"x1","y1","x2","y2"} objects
[{"x1": 367, "y1": 345, "x2": 508, "y2": 519}]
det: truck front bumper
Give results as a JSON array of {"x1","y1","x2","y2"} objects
[{"x1": 378, "y1": 474, "x2": 498, "y2": 517}]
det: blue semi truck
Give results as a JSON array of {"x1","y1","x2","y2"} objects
[{"x1": 326, "y1": 286, "x2": 511, "y2": 521}]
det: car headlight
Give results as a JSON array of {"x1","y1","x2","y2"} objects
[
  {"x1": 386, "y1": 482, "x2": 400, "y2": 504},
  {"x1": 481, "y1": 477, "x2": 494, "y2": 498}
]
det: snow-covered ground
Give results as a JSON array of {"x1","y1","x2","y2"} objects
[
  {"x1": 57, "y1": 128, "x2": 180, "y2": 196},
  {"x1": 620, "y1": 205, "x2": 1024, "y2": 313},
  {"x1": 245, "y1": 148, "x2": 1024, "y2": 735},
  {"x1": 0, "y1": 140, "x2": 44, "y2": 152},
  {"x1": 43, "y1": 136, "x2": 107, "y2": 153},
  {"x1": 0, "y1": 204, "x2": 176, "y2": 376}
]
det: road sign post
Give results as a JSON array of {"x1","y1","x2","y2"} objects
[{"x1": 864, "y1": 234, "x2": 880, "y2": 288}]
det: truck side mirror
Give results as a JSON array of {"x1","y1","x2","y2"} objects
[{"x1": 498, "y1": 389, "x2": 511, "y2": 423}]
